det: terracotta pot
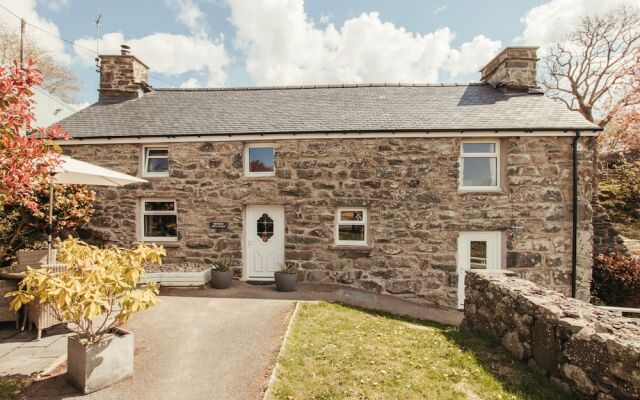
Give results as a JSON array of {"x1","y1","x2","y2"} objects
[
  {"x1": 210, "y1": 269, "x2": 233, "y2": 289},
  {"x1": 67, "y1": 328, "x2": 134, "y2": 394},
  {"x1": 275, "y1": 272, "x2": 297, "y2": 292}
]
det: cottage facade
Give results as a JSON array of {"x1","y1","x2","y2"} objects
[{"x1": 59, "y1": 46, "x2": 600, "y2": 308}]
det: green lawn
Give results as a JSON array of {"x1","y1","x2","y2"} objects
[
  {"x1": 0, "y1": 380, "x2": 19, "y2": 400},
  {"x1": 271, "y1": 303, "x2": 571, "y2": 400}
]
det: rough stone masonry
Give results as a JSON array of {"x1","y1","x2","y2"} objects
[
  {"x1": 64, "y1": 134, "x2": 596, "y2": 308},
  {"x1": 463, "y1": 270, "x2": 640, "y2": 400}
]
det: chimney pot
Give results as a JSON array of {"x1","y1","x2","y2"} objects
[
  {"x1": 120, "y1": 44, "x2": 131, "y2": 55},
  {"x1": 480, "y1": 46, "x2": 539, "y2": 90}
]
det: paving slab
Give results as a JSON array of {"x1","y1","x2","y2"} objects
[
  {"x1": 0, "y1": 324, "x2": 71, "y2": 378},
  {"x1": 25, "y1": 296, "x2": 293, "y2": 400}
]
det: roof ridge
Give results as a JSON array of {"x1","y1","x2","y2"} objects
[{"x1": 154, "y1": 82, "x2": 487, "y2": 92}]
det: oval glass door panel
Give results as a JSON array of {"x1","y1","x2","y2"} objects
[{"x1": 257, "y1": 213, "x2": 274, "y2": 242}]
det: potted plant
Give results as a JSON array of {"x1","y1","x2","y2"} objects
[
  {"x1": 7, "y1": 237, "x2": 165, "y2": 394},
  {"x1": 275, "y1": 262, "x2": 298, "y2": 292},
  {"x1": 210, "y1": 258, "x2": 234, "y2": 289}
]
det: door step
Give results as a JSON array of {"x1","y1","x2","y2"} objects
[{"x1": 246, "y1": 280, "x2": 275, "y2": 285}]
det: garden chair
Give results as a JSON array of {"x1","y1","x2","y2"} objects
[
  {"x1": 22, "y1": 263, "x2": 68, "y2": 340},
  {"x1": 0, "y1": 280, "x2": 18, "y2": 328}
]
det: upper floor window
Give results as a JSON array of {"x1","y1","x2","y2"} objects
[
  {"x1": 140, "y1": 199, "x2": 178, "y2": 242},
  {"x1": 245, "y1": 144, "x2": 275, "y2": 177},
  {"x1": 335, "y1": 208, "x2": 368, "y2": 246},
  {"x1": 143, "y1": 146, "x2": 169, "y2": 177},
  {"x1": 459, "y1": 141, "x2": 500, "y2": 190}
]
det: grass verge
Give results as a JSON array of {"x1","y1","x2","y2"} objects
[
  {"x1": 0, "y1": 380, "x2": 20, "y2": 400},
  {"x1": 270, "y1": 302, "x2": 571, "y2": 400}
]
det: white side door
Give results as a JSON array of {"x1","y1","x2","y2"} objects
[
  {"x1": 245, "y1": 205, "x2": 285, "y2": 280},
  {"x1": 457, "y1": 232, "x2": 502, "y2": 309}
]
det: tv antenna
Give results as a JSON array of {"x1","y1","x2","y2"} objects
[{"x1": 94, "y1": 14, "x2": 102, "y2": 72}]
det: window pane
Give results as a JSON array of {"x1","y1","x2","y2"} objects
[
  {"x1": 257, "y1": 213, "x2": 274, "y2": 243},
  {"x1": 462, "y1": 143, "x2": 495, "y2": 153},
  {"x1": 147, "y1": 149, "x2": 168, "y2": 157},
  {"x1": 462, "y1": 157, "x2": 497, "y2": 187},
  {"x1": 144, "y1": 201, "x2": 175, "y2": 212},
  {"x1": 470, "y1": 241, "x2": 487, "y2": 269},
  {"x1": 340, "y1": 210, "x2": 364, "y2": 222},
  {"x1": 248, "y1": 147, "x2": 275, "y2": 172},
  {"x1": 147, "y1": 157, "x2": 168, "y2": 173},
  {"x1": 338, "y1": 225, "x2": 365, "y2": 241},
  {"x1": 144, "y1": 215, "x2": 177, "y2": 237}
]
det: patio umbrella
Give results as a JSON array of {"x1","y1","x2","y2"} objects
[{"x1": 47, "y1": 155, "x2": 147, "y2": 262}]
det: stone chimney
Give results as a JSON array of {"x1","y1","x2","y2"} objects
[
  {"x1": 480, "y1": 46, "x2": 539, "y2": 90},
  {"x1": 98, "y1": 45, "x2": 151, "y2": 102}
]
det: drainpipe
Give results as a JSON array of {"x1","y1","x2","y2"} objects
[{"x1": 571, "y1": 131, "x2": 581, "y2": 298}]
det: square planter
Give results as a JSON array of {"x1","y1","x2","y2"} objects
[{"x1": 67, "y1": 328, "x2": 134, "y2": 394}]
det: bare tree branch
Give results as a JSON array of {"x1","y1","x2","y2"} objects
[
  {"x1": 541, "y1": 5, "x2": 640, "y2": 130},
  {"x1": 0, "y1": 24, "x2": 80, "y2": 102}
]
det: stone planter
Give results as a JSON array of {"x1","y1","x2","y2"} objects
[
  {"x1": 67, "y1": 328, "x2": 134, "y2": 394},
  {"x1": 275, "y1": 272, "x2": 297, "y2": 292},
  {"x1": 210, "y1": 269, "x2": 233, "y2": 289}
]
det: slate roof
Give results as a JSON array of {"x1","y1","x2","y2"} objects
[{"x1": 58, "y1": 83, "x2": 599, "y2": 139}]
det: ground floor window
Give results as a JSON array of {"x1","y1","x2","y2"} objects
[
  {"x1": 140, "y1": 199, "x2": 178, "y2": 241},
  {"x1": 335, "y1": 208, "x2": 368, "y2": 246}
]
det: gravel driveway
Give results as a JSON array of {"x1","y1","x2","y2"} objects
[{"x1": 26, "y1": 296, "x2": 294, "y2": 400}]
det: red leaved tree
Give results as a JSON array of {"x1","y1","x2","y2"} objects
[{"x1": 0, "y1": 60, "x2": 70, "y2": 213}]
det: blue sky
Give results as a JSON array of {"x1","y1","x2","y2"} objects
[{"x1": 0, "y1": 0, "x2": 635, "y2": 104}]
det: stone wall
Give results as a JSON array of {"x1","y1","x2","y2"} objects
[
  {"x1": 592, "y1": 202, "x2": 627, "y2": 255},
  {"x1": 463, "y1": 270, "x2": 640, "y2": 400},
  {"x1": 63, "y1": 135, "x2": 596, "y2": 307}
]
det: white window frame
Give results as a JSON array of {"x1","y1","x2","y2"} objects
[
  {"x1": 335, "y1": 208, "x2": 368, "y2": 246},
  {"x1": 142, "y1": 146, "x2": 169, "y2": 177},
  {"x1": 140, "y1": 199, "x2": 178, "y2": 242},
  {"x1": 244, "y1": 143, "x2": 276, "y2": 177},
  {"x1": 459, "y1": 140, "x2": 500, "y2": 191}
]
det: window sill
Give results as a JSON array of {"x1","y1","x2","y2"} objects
[
  {"x1": 329, "y1": 245, "x2": 373, "y2": 252},
  {"x1": 243, "y1": 174, "x2": 276, "y2": 179},
  {"x1": 458, "y1": 189, "x2": 508, "y2": 195},
  {"x1": 141, "y1": 174, "x2": 170, "y2": 179},
  {"x1": 140, "y1": 241, "x2": 180, "y2": 247}
]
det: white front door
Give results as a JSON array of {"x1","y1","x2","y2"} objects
[
  {"x1": 245, "y1": 205, "x2": 285, "y2": 280},
  {"x1": 457, "y1": 232, "x2": 501, "y2": 309}
]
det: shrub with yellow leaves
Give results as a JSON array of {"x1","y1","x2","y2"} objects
[{"x1": 6, "y1": 237, "x2": 165, "y2": 344}]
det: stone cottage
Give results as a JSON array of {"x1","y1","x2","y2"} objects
[{"x1": 58, "y1": 46, "x2": 600, "y2": 309}]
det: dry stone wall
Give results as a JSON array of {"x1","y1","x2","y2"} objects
[
  {"x1": 64, "y1": 136, "x2": 595, "y2": 307},
  {"x1": 463, "y1": 270, "x2": 640, "y2": 400}
]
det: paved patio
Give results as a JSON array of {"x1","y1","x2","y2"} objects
[
  {"x1": 162, "y1": 281, "x2": 463, "y2": 326},
  {"x1": 24, "y1": 296, "x2": 293, "y2": 400},
  {"x1": 0, "y1": 323, "x2": 70, "y2": 378}
]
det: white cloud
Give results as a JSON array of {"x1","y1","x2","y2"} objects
[
  {"x1": 74, "y1": 32, "x2": 229, "y2": 86},
  {"x1": 445, "y1": 35, "x2": 502, "y2": 78},
  {"x1": 319, "y1": 13, "x2": 331, "y2": 25},
  {"x1": 433, "y1": 5, "x2": 448, "y2": 15},
  {"x1": 40, "y1": 0, "x2": 71, "y2": 11},
  {"x1": 227, "y1": 0, "x2": 502, "y2": 85},
  {"x1": 180, "y1": 77, "x2": 201, "y2": 88},
  {"x1": 0, "y1": 0, "x2": 72, "y2": 64},
  {"x1": 166, "y1": 0, "x2": 207, "y2": 37},
  {"x1": 516, "y1": 0, "x2": 639, "y2": 46}
]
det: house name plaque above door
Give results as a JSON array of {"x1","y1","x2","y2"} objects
[{"x1": 209, "y1": 222, "x2": 228, "y2": 231}]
